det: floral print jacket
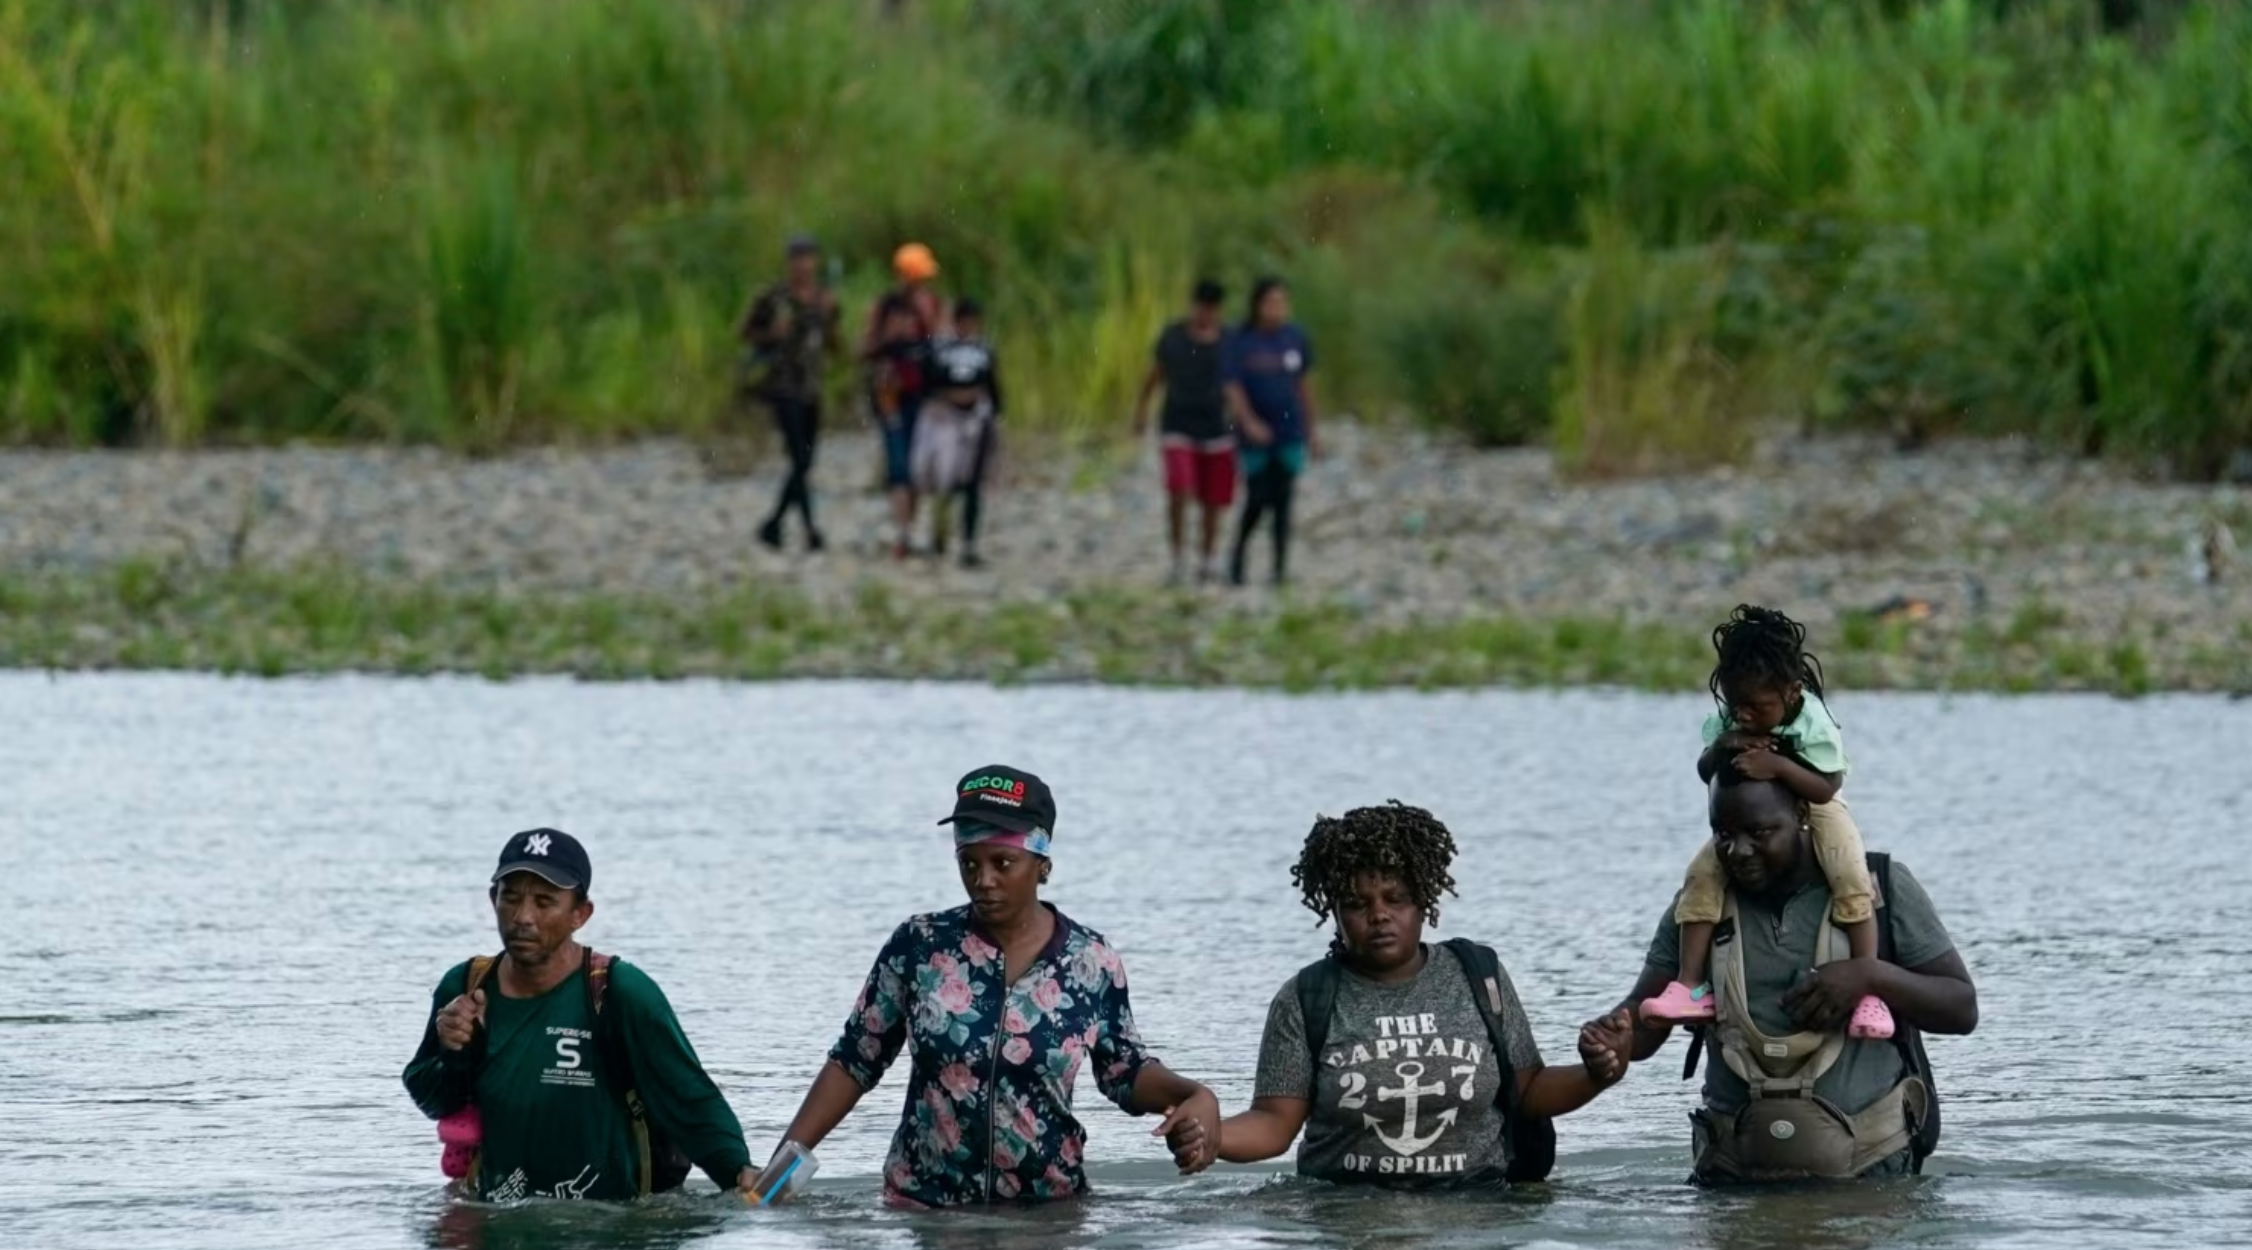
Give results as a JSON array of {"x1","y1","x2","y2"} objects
[{"x1": 829, "y1": 904, "x2": 1153, "y2": 1207}]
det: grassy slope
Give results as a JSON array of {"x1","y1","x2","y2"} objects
[{"x1": 4, "y1": 0, "x2": 2252, "y2": 474}]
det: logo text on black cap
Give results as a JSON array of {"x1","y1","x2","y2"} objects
[{"x1": 961, "y1": 775, "x2": 1027, "y2": 806}]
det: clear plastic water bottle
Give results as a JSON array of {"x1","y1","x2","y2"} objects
[{"x1": 748, "y1": 1141, "x2": 819, "y2": 1206}]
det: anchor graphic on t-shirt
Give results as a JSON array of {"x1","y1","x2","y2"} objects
[{"x1": 1363, "y1": 1061, "x2": 1456, "y2": 1156}]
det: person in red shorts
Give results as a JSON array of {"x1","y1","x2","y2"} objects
[{"x1": 1133, "y1": 280, "x2": 1235, "y2": 584}]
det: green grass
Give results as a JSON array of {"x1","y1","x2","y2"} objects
[
  {"x1": 4, "y1": 0, "x2": 2252, "y2": 474},
  {"x1": 2, "y1": 561, "x2": 2245, "y2": 694}
]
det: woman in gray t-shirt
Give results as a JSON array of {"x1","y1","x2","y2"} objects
[{"x1": 1217, "y1": 804, "x2": 1635, "y2": 1187}]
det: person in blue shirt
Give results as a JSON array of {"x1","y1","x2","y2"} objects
[{"x1": 1223, "y1": 277, "x2": 1320, "y2": 586}]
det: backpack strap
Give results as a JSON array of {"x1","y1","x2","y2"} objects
[
  {"x1": 1441, "y1": 938, "x2": 1555, "y2": 1183},
  {"x1": 1867, "y1": 853, "x2": 1942, "y2": 1168},
  {"x1": 577, "y1": 950, "x2": 657, "y2": 1197},
  {"x1": 1680, "y1": 916, "x2": 1735, "y2": 1080},
  {"x1": 1294, "y1": 956, "x2": 1341, "y2": 1076},
  {"x1": 451, "y1": 954, "x2": 502, "y2": 1192},
  {"x1": 460, "y1": 953, "x2": 501, "y2": 1058},
  {"x1": 1437, "y1": 939, "x2": 1521, "y2": 1121}
]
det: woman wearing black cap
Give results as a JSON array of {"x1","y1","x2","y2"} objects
[{"x1": 762, "y1": 766, "x2": 1221, "y2": 1207}]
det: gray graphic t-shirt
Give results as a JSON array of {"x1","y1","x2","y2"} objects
[{"x1": 1254, "y1": 944, "x2": 1544, "y2": 1185}]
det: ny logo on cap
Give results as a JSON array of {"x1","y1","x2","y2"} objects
[{"x1": 525, "y1": 833, "x2": 553, "y2": 856}]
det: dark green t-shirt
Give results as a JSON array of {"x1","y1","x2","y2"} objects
[{"x1": 402, "y1": 955, "x2": 750, "y2": 1201}]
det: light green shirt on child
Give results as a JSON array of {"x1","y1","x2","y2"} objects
[{"x1": 1700, "y1": 690, "x2": 1849, "y2": 777}]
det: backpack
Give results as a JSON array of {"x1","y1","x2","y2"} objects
[
  {"x1": 463, "y1": 949, "x2": 695, "y2": 1195},
  {"x1": 1295, "y1": 937, "x2": 1557, "y2": 1183},
  {"x1": 1679, "y1": 852, "x2": 1943, "y2": 1169}
]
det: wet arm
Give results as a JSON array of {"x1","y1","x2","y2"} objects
[
  {"x1": 775, "y1": 1060, "x2": 874, "y2": 1153},
  {"x1": 1869, "y1": 949, "x2": 1979, "y2": 1035},
  {"x1": 1514, "y1": 1060, "x2": 1618, "y2": 1120},
  {"x1": 1128, "y1": 1062, "x2": 1211, "y2": 1116},
  {"x1": 778, "y1": 929, "x2": 911, "y2": 1151},
  {"x1": 1218, "y1": 1096, "x2": 1309, "y2": 1163}
]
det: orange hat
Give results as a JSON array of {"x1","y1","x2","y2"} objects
[{"x1": 892, "y1": 242, "x2": 940, "y2": 282}]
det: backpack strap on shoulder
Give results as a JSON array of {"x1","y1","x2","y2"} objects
[
  {"x1": 1866, "y1": 853, "x2": 1895, "y2": 960},
  {"x1": 584, "y1": 949, "x2": 614, "y2": 1012},
  {"x1": 1439, "y1": 938, "x2": 1556, "y2": 1183},
  {"x1": 1295, "y1": 956, "x2": 1340, "y2": 1074},
  {"x1": 1865, "y1": 852, "x2": 1942, "y2": 1168},
  {"x1": 1438, "y1": 939, "x2": 1519, "y2": 1115},
  {"x1": 582, "y1": 949, "x2": 623, "y2": 1076},
  {"x1": 578, "y1": 949, "x2": 657, "y2": 1196},
  {"x1": 1678, "y1": 913, "x2": 1733, "y2": 1081},
  {"x1": 466, "y1": 954, "x2": 498, "y2": 997}
]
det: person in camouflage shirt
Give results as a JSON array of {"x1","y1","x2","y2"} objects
[{"x1": 740, "y1": 235, "x2": 841, "y2": 553}]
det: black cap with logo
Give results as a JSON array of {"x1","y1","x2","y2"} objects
[
  {"x1": 935, "y1": 765, "x2": 1057, "y2": 837},
  {"x1": 491, "y1": 827, "x2": 591, "y2": 892}
]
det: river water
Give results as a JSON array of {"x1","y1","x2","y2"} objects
[{"x1": 5, "y1": 674, "x2": 2248, "y2": 1249}]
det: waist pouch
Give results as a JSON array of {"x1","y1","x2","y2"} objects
[{"x1": 1692, "y1": 1077, "x2": 1927, "y2": 1184}]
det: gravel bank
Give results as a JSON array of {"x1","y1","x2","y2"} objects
[{"x1": 3, "y1": 423, "x2": 2247, "y2": 688}]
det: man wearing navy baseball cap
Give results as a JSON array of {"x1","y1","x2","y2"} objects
[{"x1": 403, "y1": 828, "x2": 759, "y2": 1202}]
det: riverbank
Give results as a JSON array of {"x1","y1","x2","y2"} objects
[{"x1": 2, "y1": 425, "x2": 2246, "y2": 692}]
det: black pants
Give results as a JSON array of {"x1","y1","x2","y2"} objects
[
  {"x1": 1231, "y1": 456, "x2": 1297, "y2": 584},
  {"x1": 765, "y1": 397, "x2": 819, "y2": 532},
  {"x1": 958, "y1": 421, "x2": 994, "y2": 549}
]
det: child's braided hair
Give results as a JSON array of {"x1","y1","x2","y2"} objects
[{"x1": 1708, "y1": 604, "x2": 1828, "y2": 709}]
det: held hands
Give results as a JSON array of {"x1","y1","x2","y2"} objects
[
  {"x1": 434, "y1": 989, "x2": 485, "y2": 1052},
  {"x1": 1238, "y1": 415, "x2": 1276, "y2": 448},
  {"x1": 1577, "y1": 1008, "x2": 1635, "y2": 1085},
  {"x1": 1780, "y1": 960, "x2": 1881, "y2": 1032},
  {"x1": 1153, "y1": 1089, "x2": 1222, "y2": 1175}
]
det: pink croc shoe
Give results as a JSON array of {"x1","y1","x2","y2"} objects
[
  {"x1": 1848, "y1": 995, "x2": 1895, "y2": 1040},
  {"x1": 437, "y1": 1106, "x2": 482, "y2": 1179},
  {"x1": 1641, "y1": 980, "x2": 1717, "y2": 1023}
]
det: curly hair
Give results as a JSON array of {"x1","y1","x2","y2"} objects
[
  {"x1": 1709, "y1": 604, "x2": 1829, "y2": 707},
  {"x1": 1291, "y1": 801, "x2": 1460, "y2": 929}
]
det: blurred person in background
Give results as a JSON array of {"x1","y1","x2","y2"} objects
[
  {"x1": 739, "y1": 234, "x2": 840, "y2": 553},
  {"x1": 1134, "y1": 279, "x2": 1234, "y2": 585}
]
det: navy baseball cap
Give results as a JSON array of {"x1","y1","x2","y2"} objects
[
  {"x1": 491, "y1": 827, "x2": 591, "y2": 891},
  {"x1": 936, "y1": 766, "x2": 1057, "y2": 838}
]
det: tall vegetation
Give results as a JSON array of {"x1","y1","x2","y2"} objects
[{"x1": 1, "y1": 0, "x2": 2248, "y2": 475}]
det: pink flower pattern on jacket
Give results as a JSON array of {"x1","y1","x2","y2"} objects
[{"x1": 828, "y1": 905, "x2": 1153, "y2": 1207}]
